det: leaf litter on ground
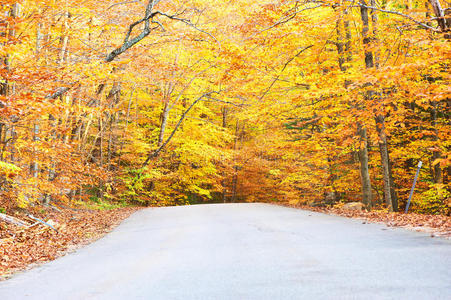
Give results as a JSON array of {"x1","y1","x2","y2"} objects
[
  {"x1": 287, "y1": 204, "x2": 451, "y2": 238},
  {"x1": 0, "y1": 206, "x2": 141, "y2": 280}
]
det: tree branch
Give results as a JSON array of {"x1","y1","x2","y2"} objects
[
  {"x1": 260, "y1": 45, "x2": 313, "y2": 101},
  {"x1": 142, "y1": 91, "x2": 220, "y2": 167},
  {"x1": 45, "y1": 87, "x2": 70, "y2": 99},
  {"x1": 352, "y1": 3, "x2": 440, "y2": 32},
  {"x1": 203, "y1": 96, "x2": 245, "y2": 107},
  {"x1": 154, "y1": 11, "x2": 221, "y2": 47},
  {"x1": 49, "y1": 0, "x2": 217, "y2": 97},
  {"x1": 108, "y1": 0, "x2": 139, "y2": 10},
  {"x1": 247, "y1": 4, "x2": 322, "y2": 39}
]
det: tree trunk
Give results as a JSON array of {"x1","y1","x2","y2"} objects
[
  {"x1": 431, "y1": 101, "x2": 443, "y2": 183},
  {"x1": 31, "y1": 123, "x2": 39, "y2": 179},
  {"x1": 361, "y1": 0, "x2": 398, "y2": 211},
  {"x1": 360, "y1": 1, "x2": 374, "y2": 68},
  {"x1": 344, "y1": 10, "x2": 352, "y2": 65},
  {"x1": 58, "y1": 12, "x2": 69, "y2": 64},
  {"x1": 4, "y1": 4, "x2": 19, "y2": 164},
  {"x1": 370, "y1": 0, "x2": 380, "y2": 68},
  {"x1": 375, "y1": 115, "x2": 396, "y2": 211},
  {"x1": 336, "y1": 10, "x2": 346, "y2": 72},
  {"x1": 221, "y1": 106, "x2": 228, "y2": 203},
  {"x1": 158, "y1": 101, "x2": 170, "y2": 147},
  {"x1": 388, "y1": 154, "x2": 398, "y2": 210},
  {"x1": 357, "y1": 124, "x2": 373, "y2": 207},
  {"x1": 428, "y1": 0, "x2": 450, "y2": 32},
  {"x1": 231, "y1": 120, "x2": 240, "y2": 203},
  {"x1": 370, "y1": 0, "x2": 398, "y2": 211}
]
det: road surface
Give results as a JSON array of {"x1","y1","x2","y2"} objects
[{"x1": 0, "y1": 203, "x2": 450, "y2": 299}]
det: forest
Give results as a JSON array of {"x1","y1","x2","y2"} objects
[{"x1": 0, "y1": 0, "x2": 449, "y2": 215}]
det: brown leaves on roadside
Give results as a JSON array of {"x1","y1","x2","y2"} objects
[
  {"x1": 0, "y1": 207, "x2": 140, "y2": 279},
  {"x1": 287, "y1": 204, "x2": 451, "y2": 238}
]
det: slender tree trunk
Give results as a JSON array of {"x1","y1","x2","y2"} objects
[
  {"x1": 221, "y1": 106, "x2": 228, "y2": 203},
  {"x1": 428, "y1": 0, "x2": 449, "y2": 32},
  {"x1": 372, "y1": 1, "x2": 398, "y2": 211},
  {"x1": 58, "y1": 12, "x2": 69, "y2": 64},
  {"x1": 31, "y1": 123, "x2": 39, "y2": 179},
  {"x1": 98, "y1": 116, "x2": 104, "y2": 200},
  {"x1": 336, "y1": 10, "x2": 346, "y2": 72},
  {"x1": 0, "y1": 12, "x2": 7, "y2": 163},
  {"x1": 336, "y1": 5, "x2": 373, "y2": 207},
  {"x1": 357, "y1": 124, "x2": 373, "y2": 207},
  {"x1": 231, "y1": 120, "x2": 239, "y2": 203},
  {"x1": 431, "y1": 101, "x2": 443, "y2": 183},
  {"x1": 370, "y1": 0, "x2": 380, "y2": 68},
  {"x1": 107, "y1": 119, "x2": 113, "y2": 169},
  {"x1": 36, "y1": 22, "x2": 43, "y2": 57},
  {"x1": 360, "y1": 0, "x2": 398, "y2": 211},
  {"x1": 158, "y1": 101, "x2": 170, "y2": 147},
  {"x1": 344, "y1": 10, "x2": 352, "y2": 65},
  {"x1": 106, "y1": 84, "x2": 121, "y2": 170},
  {"x1": 5, "y1": 4, "x2": 19, "y2": 164},
  {"x1": 222, "y1": 106, "x2": 228, "y2": 128},
  {"x1": 370, "y1": 1, "x2": 398, "y2": 211},
  {"x1": 119, "y1": 89, "x2": 135, "y2": 154},
  {"x1": 356, "y1": 83, "x2": 373, "y2": 209},
  {"x1": 375, "y1": 115, "x2": 397, "y2": 210},
  {"x1": 99, "y1": 118, "x2": 104, "y2": 167},
  {"x1": 388, "y1": 154, "x2": 398, "y2": 210},
  {"x1": 360, "y1": 1, "x2": 374, "y2": 68}
]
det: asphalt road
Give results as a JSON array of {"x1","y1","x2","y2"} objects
[{"x1": 0, "y1": 203, "x2": 450, "y2": 299}]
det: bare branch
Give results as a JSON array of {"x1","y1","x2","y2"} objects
[
  {"x1": 152, "y1": 19, "x2": 165, "y2": 31},
  {"x1": 154, "y1": 11, "x2": 221, "y2": 47},
  {"x1": 247, "y1": 4, "x2": 322, "y2": 39},
  {"x1": 51, "y1": 0, "x2": 215, "y2": 97},
  {"x1": 108, "y1": 1, "x2": 139, "y2": 10},
  {"x1": 45, "y1": 87, "x2": 70, "y2": 99},
  {"x1": 0, "y1": 212, "x2": 29, "y2": 227},
  {"x1": 105, "y1": 0, "x2": 161, "y2": 62},
  {"x1": 351, "y1": 2, "x2": 439, "y2": 32},
  {"x1": 203, "y1": 96, "x2": 245, "y2": 107}
]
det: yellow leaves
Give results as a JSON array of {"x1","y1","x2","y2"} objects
[
  {"x1": 190, "y1": 186, "x2": 211, "y2": 198},
  {"x1": 0, "y1": 161, "x2": 21, "y2": 178},
  {"x1": 288, "y1": 199, "x2": 300, "y2": 205},
  {"x1": 17, "y1": 192, "x2": 29, "y2": 209},
  {"x1": 143, "y1": 168, "x2": 164, "y2": 180},
  {"x1": 269, "y1": 169, "x2": 281, "y2": 176}
]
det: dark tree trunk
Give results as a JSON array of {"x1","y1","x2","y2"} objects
[{"x1": 361, "y1": 0, "x2": 398, "y2": 211}]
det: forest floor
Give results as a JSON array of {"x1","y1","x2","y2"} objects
[
  {"x1": 287, "y1": 204, "x2": 451, "y2": 238},
  {"x1": 0, "y1": 206, "x2": 141, "y2": 280}
]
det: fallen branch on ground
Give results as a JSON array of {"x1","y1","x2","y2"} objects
[
  {"x1": 27, "y1": 215, "x2": 58, "y2": 233},
  {"x1": 0, "y1": 213, "x2": 29, "y2": 227}
]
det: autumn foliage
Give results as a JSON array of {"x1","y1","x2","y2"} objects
[{"x1": 0, "y1": 0, "x2": 449, "y2": 214}]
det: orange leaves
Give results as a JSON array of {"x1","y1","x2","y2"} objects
[{"x1": 432, "y1": 157, "x2": 450, "y2": 168}]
